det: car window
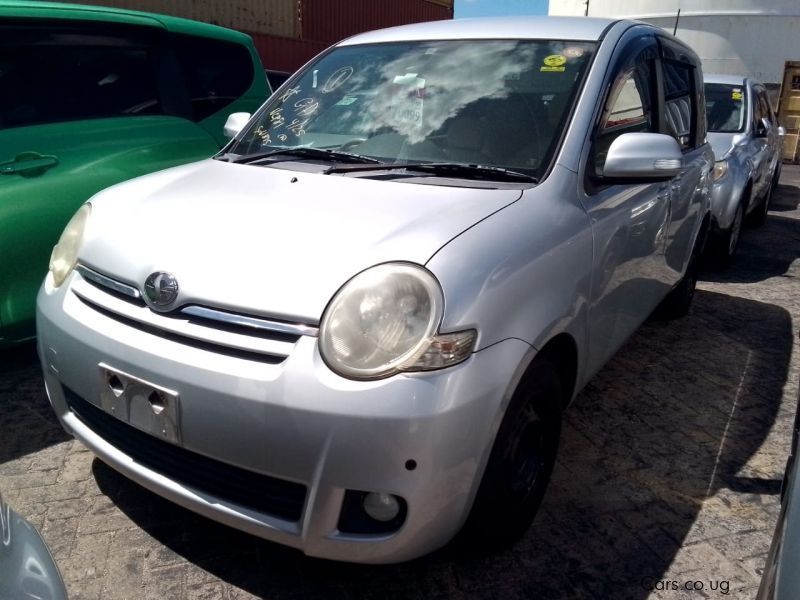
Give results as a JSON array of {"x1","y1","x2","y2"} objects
[
  {"x1": 704, "y1": 83, "x2": 746, "y2": 133},
  {"x1": 0, "y1": 24, "x2": 163, "y2": 129},
  {"x1": 230, "y1": 39, "x2": 596, "y2": 179},
  {"x1": 662, "y1": 60, "x2": 696, "y2": 150},
  {"x1": 593, "y1": 57, "x2": 656, "y2": 174},
  {"x1": 751, "y1": 89, "x2": 765, "y2": 131},
  {"x1": 757, "y1": 92, "x2": 773, "y2": 125},
  {"x1": 172, "y1": 34, "x2": 254, "y2": 122},
  {"x1": 265, "y1": 70, "x2": 290, "y2": 91}
]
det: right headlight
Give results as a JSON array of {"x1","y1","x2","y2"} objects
[
  {"x1": 49, "y1": 203, "x2": 91, "y2": 288},
  {"x1": 319, "y1": 263, "x2": 476, "y2": 380}
]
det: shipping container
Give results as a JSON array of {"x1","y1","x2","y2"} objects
[
  {"x1": 56, "y1": 0, "x2": 453, "y2": 75},
  {"x1": 71, "y1": 0, "x2": 297, "y2": 37},
  {"x1": 251, "y1": 32, "x2": 327, "y2": 73},
  {"x1": 299, "y1": 0, "x2": 452, "y2": 45}
]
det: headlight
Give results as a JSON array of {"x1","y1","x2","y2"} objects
[
  {"x1": 49, "y1": 203, "x2": 91, "y2": 287},
  {"x1": 319, "y1": 263, "x2": 475, "y2": 380},
  {"x1": 711, "y1": 159, "x2": 728, "y2": 182}
]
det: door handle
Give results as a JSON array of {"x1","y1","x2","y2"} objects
[{"x1": 0, "y1": 152, "x2": 59, "y2": 176}]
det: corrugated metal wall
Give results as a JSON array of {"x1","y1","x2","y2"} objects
[
  {"x1": 298, "y1": 0, "x2": 452, "y2": 44},
  {"x1": 58, "y1": 0, "x2": 453, "y2": 71},
  {"x1": 72, "y1": 0, "x2": 298, "y2": 37},
  {"x1": 251, "y1": 32, "x2": 327, "y2": 72}
]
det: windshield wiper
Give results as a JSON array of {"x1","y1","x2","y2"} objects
[
  {"x1": 324, "y1": 162, "x2": 538, "y2": 183},
  {"x1": 219, "y1": 147, "x2": 382, "y2": 165}
]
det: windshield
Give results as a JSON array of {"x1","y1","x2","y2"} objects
[
  {"x1": 229, "y1": 39, "x2": 596, "y2": 179},
  {"x1": 705, "y1": 83, "x2": 746, "y2": 133}
]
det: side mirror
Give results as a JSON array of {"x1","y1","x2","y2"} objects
[
  {"x1": 601, "y1": 132, "x2": 683, "y2": 180},
  {"x1": 223, "y1": 112, "x2": 251, "y2": 139},
  {"x1": 778, "y1": 125, "x2": 787, "y2": 137}
]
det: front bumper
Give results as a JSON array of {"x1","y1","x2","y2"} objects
[{"x1": 36, "y1": 272, "x2": 530, "y2": 563}]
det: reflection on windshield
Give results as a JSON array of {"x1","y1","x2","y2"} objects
[
  {"x1": 231, "y1": 40, "x2": 595, "y2": 178},
  {"x1": 705, "y1": 83, "x2": 746, "y2": 133}
]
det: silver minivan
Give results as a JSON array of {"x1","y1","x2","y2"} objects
[
  {"x1": 704, "y1": 74, "x2": 784, "y2": 261},
  {"x1": 36, "y1": 17, "x2": 712, "y2": 563}
]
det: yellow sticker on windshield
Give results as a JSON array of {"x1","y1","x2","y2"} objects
[
  {"x1": 540, "y1": 66, "x2": 566, "y2": 72},
  {"x1": 543, "y1": 55, "x2": 567, "y2": 67},
  {"x1": 732, "y1": 90, "x2": 743, "y2": 100}
]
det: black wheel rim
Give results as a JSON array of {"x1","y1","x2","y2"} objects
[{"x1": 504, "y1": 400, "x2": 556, "y2": 504}]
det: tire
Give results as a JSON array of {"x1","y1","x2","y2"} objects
[
  {"x1": 710, "y1": 200, "x2": 744, "y2": 265},
  {"x1": 456, "y1": 357, "x2": 562, "y2": 551},
  {"x1": 750, "y1": 175, "x2": 776, "y2": 228},
  {"x1": 656, "y1": 252, "x2": 698, "y2": 320}
]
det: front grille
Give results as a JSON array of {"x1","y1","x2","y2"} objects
[
  {"x1": 64, "y1": 386, "x2": 307, "y2": 522},
  {"x1": 72, "y1": 265, "x2": 317, "y2": 363},
  {"x1": 76, "y1": 295, "x2": 285, "y2": 364}
]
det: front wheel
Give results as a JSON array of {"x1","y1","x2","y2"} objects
[
  {"x1": 456, "y1": 357, "x2": 562, "y2": 551},
  {"x1": 656, "y1": 253, "x2": 698, "y2": 320},
  {"x1": 750, "y1": 173, "x2": 777, "y2": 228},
  {"x1": 710, "y1": 200, "x2": 744, "y2": 265}
]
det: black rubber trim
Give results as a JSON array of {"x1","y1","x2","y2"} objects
[
  {"x1": 76, "y1": 295, "x2": 286, "y2": 364},
  {"x1": 64, "y1": 386, "x2": 307, "y2": 522}
]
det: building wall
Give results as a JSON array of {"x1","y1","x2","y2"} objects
[{"x1": 548, "y1": 0, "x2": 800, "y2": 84}]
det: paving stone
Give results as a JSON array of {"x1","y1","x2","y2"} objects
[
  {"x1": 42, "y1": 515, "x2": 80, "y2": 562},
  {"x1": 58, "y1": 447, "x2": 97, "y2": 483}
]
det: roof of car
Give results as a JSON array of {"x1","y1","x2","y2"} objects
[
  {"x1": 339, "y1": 16, "x2": 621, "y2": 46},
  {"x1": 0, "y1": 0, "x2": 251, "y2": 43},
  {"x1": 704, "y1": 74, "x2": 750, "y2": 86}
]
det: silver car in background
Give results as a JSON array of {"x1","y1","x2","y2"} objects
[
  {"x1": 37, "y1": 17, "x2": 712, "y2": 563},
  {"x1": 705, "y1": 74, "x2": 784, "y2": 262}
]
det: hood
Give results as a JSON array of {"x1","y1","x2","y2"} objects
[
  {"x1": 708, "y1": 131, "x2": 745, "y2": 162},
  {"x1": 80, "y1": 160, "x2": 522, "y2": 323}
]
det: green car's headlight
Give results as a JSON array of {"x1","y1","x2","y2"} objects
[
  {"x1": 49, "y1": 203, "x2": 91, "y2": 288},
  {"x1": 319, "y1": 263, "x2": 475, "y2": 380}
]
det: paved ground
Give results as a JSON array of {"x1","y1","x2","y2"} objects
[{"x1": 2, "y1": 166, "x2": 800, "y2": 600}]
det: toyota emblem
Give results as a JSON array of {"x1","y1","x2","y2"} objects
[{"x1": 143, "y1": 272, "x2": 179, "y2": 308}]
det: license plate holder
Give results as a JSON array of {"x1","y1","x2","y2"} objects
[{"x1": 98, "y1": 363, "x2": 181, "y2": 444}]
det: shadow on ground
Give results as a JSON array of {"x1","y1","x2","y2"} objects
[
  {"x1": 92, "y1": 286, "x2": 792, "y2": 600},
  {"x1": 770, "y1": 183, "x2": 800, "y2": 213},
  {"x1": 701, "y1": 213, "x2": 800, "y2": 284},
  {"x1": 0, "y1": 341, "x2": 70, "y2": 462}
]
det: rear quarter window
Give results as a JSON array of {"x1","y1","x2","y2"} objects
[{"x1": 172, "y1": 34, "x2": 254, "y2": 122}]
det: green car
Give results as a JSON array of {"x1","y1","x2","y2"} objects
[{"x1": 0, "y1": 1, "x2": 268, "y2": 346}]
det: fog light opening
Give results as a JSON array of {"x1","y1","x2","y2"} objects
[
  {"x1": 337, "y1": 490, "x2": 408, "y2": 534},
  {"x1": 363, "y1": 492, "x2": 400, "y2": 522}
]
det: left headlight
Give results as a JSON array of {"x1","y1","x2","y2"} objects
[
  {"x1": 49, "y1": 203, "x2": 91, "y2": 288},
  {"x1": 319, "y1": 263, "x2": 475, "y2": 380}
]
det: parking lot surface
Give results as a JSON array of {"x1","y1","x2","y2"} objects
[{"x1": 2, "y1": 166, "x2": 800, "y2": 600}]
